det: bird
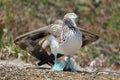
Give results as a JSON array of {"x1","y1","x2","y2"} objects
[{"x1": 14, "y1": 13, "x2": 99, "y2": 72}]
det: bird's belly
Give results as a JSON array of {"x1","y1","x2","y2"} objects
[{"x1": 60, "y1": 32, "x2": 82, "y2": 55}]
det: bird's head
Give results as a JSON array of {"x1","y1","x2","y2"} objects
[{"x1": 63, "y1": 13, "x2": 78, "y2": 28}]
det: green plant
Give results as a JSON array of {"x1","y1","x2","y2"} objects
[
  {"x1": 0, "y1": 0, "x2": 8, "y2": 7},
  {"x1": 107, "y1": 53, "x2": 120, "y2": 66},
  {"x1": 88, "y1": 46, "x2": 100, "y2": 58},
  {"x1": 108, "y1": 2, "x2": 120, "y2": 33},
  {"x1": 0, "y1": 28, "x2": 28, "y2": 60},
  {"x1": 28, "y1": 8, "x2": 35, "y2": 19},
  {"x1": 6, "y1": 12, "x2": 14, "y2": 24}
]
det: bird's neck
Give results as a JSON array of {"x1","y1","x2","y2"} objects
[{"x1": 64, "y1": 18, "x2": 78, "y2": 29}]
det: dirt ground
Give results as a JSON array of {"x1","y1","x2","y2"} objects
[{"x1": 0, "y1": 60, "x2": 119, "y2": 80}]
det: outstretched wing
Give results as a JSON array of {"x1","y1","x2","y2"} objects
[
  {"x1": 79, "y1": 28, "x2": 99, "y2": 47},
  {"x1": 14, "y1": 24, "x2": 63, "y2": 66},
  {"x1": 14, "y1": 26, "x2": 53, "y2": 66}
]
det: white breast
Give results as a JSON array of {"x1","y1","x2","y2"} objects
[{"x1": 60, "y1": 30, "x2": 82, "y2": 55}]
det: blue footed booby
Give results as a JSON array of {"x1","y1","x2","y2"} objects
[{"x1": 14, "y1": 13, "x2": 99, "y2": 72}]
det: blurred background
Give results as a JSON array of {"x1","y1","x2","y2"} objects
[{"x1": 0, "y1": 0, "x2": 120, "y2": 71}]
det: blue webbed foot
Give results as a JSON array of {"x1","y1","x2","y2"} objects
[
  {"x1": 52, "y1": 62, "x2": 66, "y2": 71},
  {"x1": 52, "y1": 54, "x2": 66, "y2": 71},
  {"x1": 67, "y1": 55, "x2": 76, "y2": 72}
]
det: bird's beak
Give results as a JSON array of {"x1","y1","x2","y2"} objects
[{"x1": 70, "y1": 18, "x2": 77, "y2": 27}]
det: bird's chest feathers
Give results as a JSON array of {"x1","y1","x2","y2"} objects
[{"x1": 61, "y1": 30, "x2": 82, "y2": 54}]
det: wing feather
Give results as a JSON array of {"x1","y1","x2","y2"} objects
[
  {"x1": 79, "y1": 28, "x2": 99, "y2": 47},
  {"x1": 14, "y1": 25, "x2": 63, "y2": 66}
]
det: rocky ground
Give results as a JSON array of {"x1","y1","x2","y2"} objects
[{"x1": 0, "y1": 60, "x2": 119, "y2": 80}]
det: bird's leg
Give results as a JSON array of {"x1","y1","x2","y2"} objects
[
  {"x1": 50, "y1": 38, "x2": 66, "y2": 71},
  {"x1": 52, "y1": 54, "x2": 66, "y2": 71},
  {"x1": 67, "y1": 55, "x2": 76, "y2": 72}
]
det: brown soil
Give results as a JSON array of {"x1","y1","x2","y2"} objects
[{"x1": 0, "y1": 60, "x2": 119, "y2": 80}]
